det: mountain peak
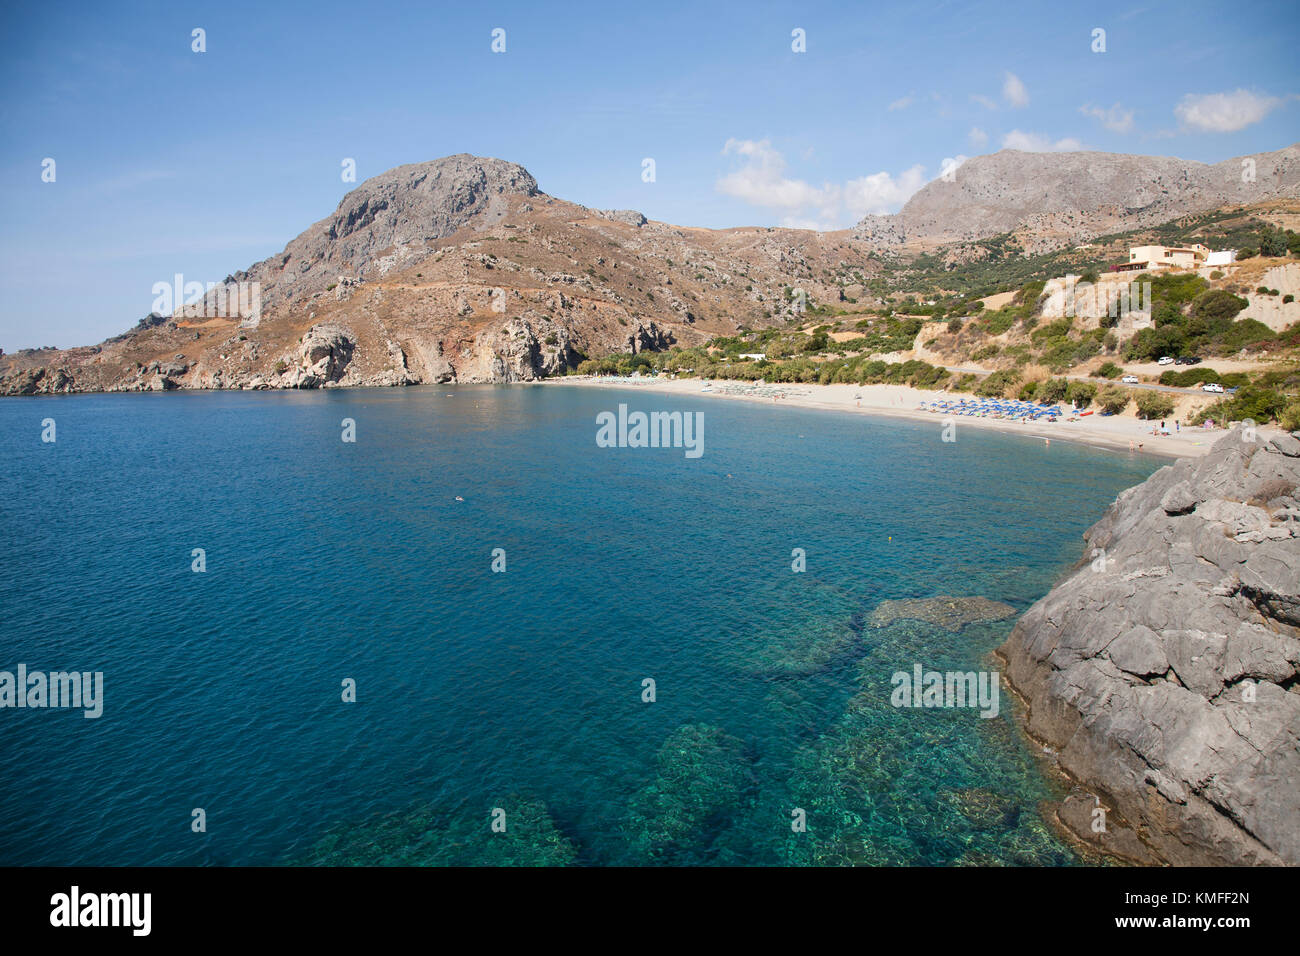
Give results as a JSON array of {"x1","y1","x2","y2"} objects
[
  {"x1": 856, "y1": 143, "x2": 1300, "y2": 250},
  {"x1": 243, "y1": 154, "x2": 542, "y2": 312}
]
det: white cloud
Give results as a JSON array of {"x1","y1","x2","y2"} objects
[
  {"x1": 1002, "y1": 130, "x2": 1083, "y2": 152},
  {"x1": 888, "y1": 94, "x2": 915, "y2": 111},
  {"x1": 1174, "y1": 89, "x2": 1283, "y2": 132},
  {"x1": 843, "y1": 165, "x2": 928, "y2": 218},
  {"x1": 716, "y1": 139, "x2": 931, "y2": 228},
  {"x1": 970, "y1": 93, "x2": 998, "y2": 111},
  {"x1": 718, "y1": 138, "x2": 830, "y2": 212},
  {"x1": 1002, "y1": 71, "x2": 1029, "y2": 108},
  {"x1": 1080, "y1": 102, "x2": 1135, "y2": 133},
  {"x1": 968, "y1": 126, "x2": 988, "y2": 148}
]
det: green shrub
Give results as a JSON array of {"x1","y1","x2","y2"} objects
[
  {"x1": 1259, "y1": 231, "x2": 1288, "y2": 257},
  {"x1": 1219, "y1": 319, "x2": 1276, "y2": 351},
  {"x1": 982, "y1": 309, "x2": 1017, "y2": 335},
  {"x1": 1096, "y1": 384, "x2": 1130, "y2": 415},
  {"x1": 1191, "y1": 386, "x2": 1289, "y2": 425},
  {"x1": 1135, "y1": 391, "x2": 1176, "y2": 420},
  {"x1": 1067, "y1": 381, "x2": 1098, "y2": 408},
  {"x1": 1191, "y1": 289, "x2": 1248, "y2": 323},
  {"x1": 976, "y1": 369, "x2": 1020, "y2": 397},
  {"x1": 1039, "y1": 377, "x2": 1069, "y2": 404},
  {"x1": 1094, "y1": 361, "x2": 1124, "y2": 379}
]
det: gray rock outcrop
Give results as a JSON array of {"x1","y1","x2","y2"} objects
[
  {"x1": 288, "y1": 324, "x2": 355, "y2": 387},
  {"x1": 857, "y1": 144, "x2": 1300, "y2": 248},
  {"x1": 626, "y1": 320, "x2": 675, "y2": 354},
  {"x1": 997, "y1": 427, "x2": 1300, "y2": 865}
]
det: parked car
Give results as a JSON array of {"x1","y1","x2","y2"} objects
[
  {"x1": 1121, "y1": 375, "x2": 1139, "y2": 384},
  {"x1": 1203, "y1": 383, "x2": 1224, "y2": 393},
  {"x1": 1180, "y1": 356, "x2": 1202, "y2": 365},
  {"x1": 1158, "y1": 356, "x2": 1175, "y2": 365}
]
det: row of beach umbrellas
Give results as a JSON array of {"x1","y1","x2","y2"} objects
[{"x1": 920, "y1": 398, "x2": 1065, "y2": 419}]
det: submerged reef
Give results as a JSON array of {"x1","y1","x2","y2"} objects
[
  {"x1": 291, "y1": 795, "x2": 577, "y2": 866},
  {"x1": 870, "y1": 596, "x2": 1017, "y2": 632}
]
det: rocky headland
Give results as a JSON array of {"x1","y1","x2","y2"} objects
[{"x1": 997, "y1": 426, "x2": 1300, "y2": 865}]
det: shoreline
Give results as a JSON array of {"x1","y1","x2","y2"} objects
[{"x1": 541, "y1": 375, "x2": 1246, "y2": 460}]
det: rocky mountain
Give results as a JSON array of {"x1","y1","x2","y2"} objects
[
  {"x1": 856, "y1": 144, "x2": 1300, "y2": 253},
  {"x1": 4, "y1": 144, "x2": 1299, "y2": 395},
  {"x1": 997, "y1": 427, "x2": 1300, "y2": 865},
  {"x1": 1, "y1": 154, "x2": 870, "y2": 394}
]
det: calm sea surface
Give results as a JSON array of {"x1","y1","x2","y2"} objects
[{"x1": 0, "y1": 385, "x2": 1157, "y2": 865}]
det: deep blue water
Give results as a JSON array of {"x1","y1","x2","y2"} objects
[{"x1": 0, "y1": 385, "x2": 1157, "y2": 866}]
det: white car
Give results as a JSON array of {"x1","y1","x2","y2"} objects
[
  {"x1": 1157, "y1": 356, "x2": 1175, "y2": 365},
  {"x1": 1202, "y1": 383, "x2": 1224, "y2": 393},
  {"x1": 1121, "y1": 375, "x2": 1139, "y2": 384}
]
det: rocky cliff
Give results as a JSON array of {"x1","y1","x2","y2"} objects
[{"x1": 997, "y1": 427, "x2": 1300, "y2": 865}]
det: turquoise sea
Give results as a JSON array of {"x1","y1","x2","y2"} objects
[{"x1": 0, "y1": 385, "x2": 1157, "y2": 866}]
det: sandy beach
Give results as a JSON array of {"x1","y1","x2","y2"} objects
[{"x1": 544, "y1": 375, "x2": 1257, "y2": 459}]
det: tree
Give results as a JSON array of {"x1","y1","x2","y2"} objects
[
  {"x1": 1135, "y1": 390, "x2": 1176, "y2": 420},
  {"x1": 947, "y1": 317, "x2": 963, "y2": 334},
  {"x1": 1191, "y1": 289, "x2": 1248, "y2": 324},
  {"x1": 1259, "y1": 230, "x2": 1288, "y2": 258},
  {"x1": 1067, "y1": 381, "x2": 1098, "y2": 408},
  {"x1": 976, "y1": 370, "x2": 1020, "y2": 397},
  {"x1": 1096, "y1": 384, "x2": 1130, "y2": 415},
  {"x1": 1039, "y1": 377, "x2": 1069, "y2": 404}
]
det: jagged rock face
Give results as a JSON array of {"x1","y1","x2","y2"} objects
[
  {"x1": 626, "y1": 321, "x2": 674, "y2": 354},
  {"x1": 287, "y1": 324, "x2": 355, "y2": 387},
  {"x1": 241, "y1": 154, "x2": 540, "y2": 313},
  {"x1": 458, "y1": 312, "x2": 578, "y2": 383},
  {"x1": 998, "y1": 428, "x2": 1300, "y2": 865},
  {"x1": 858, "y1": 144, "x2": 1300, "y2": 248}
]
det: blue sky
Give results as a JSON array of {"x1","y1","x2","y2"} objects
[{"x1": 1, "y1": 0, "x2": 1297, "y2": 349}]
